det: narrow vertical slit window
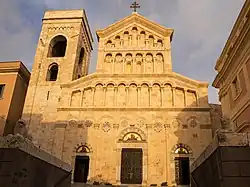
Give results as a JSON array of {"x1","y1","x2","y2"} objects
[
  {"x1": 47, "y1": 91, "x2": 50, "y2": 100},
  {"x1": 0, "y1": 84, "x2": 5, "y2": 99}
]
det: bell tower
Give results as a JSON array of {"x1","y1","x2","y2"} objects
[
  {"x1": 33, "y1": 10, "x2": 93, "y2": 83},
  {"x1": 22, "y1": 10, "x2": 93, "y2": 134}
]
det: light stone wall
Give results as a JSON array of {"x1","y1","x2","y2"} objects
[
  {"x1": 22, "y1": 10, "x2": 213, "y2": 186},
  {"x1": 28, "y1": 109, "x2": 212, "y2": 186}
]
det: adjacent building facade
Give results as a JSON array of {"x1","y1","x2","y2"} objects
[
  {"x1": 213, "y1": 0, "x2": 250, "y2": 132},
  {"x1": 22, "y1": 9, "x2": 214, "y2": 186},
  {"x1": 0, "y1": 61, "x2": 30, "y2": 136}
]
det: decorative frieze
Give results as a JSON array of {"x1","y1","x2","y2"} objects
[
  {"x1": 48, "y1": 26, "x2": 74, "y2": 31},
  {"x1": 154, "y1": 122, "x2": 163, "y2": 132},
  {"x1": 102, "y1": 122, "x2": 111, "y2": 132}
]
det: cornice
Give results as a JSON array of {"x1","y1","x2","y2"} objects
[
  {"x1": 213, "y1": 22, "x2": 250, "y2": 88},
  {"x1": 213, "y1": 38, "x2": 250, "y2": 91},
  {"x1": 0, "y1": 61, "x2": 30, "y2": 83},
  {"x1": 215, "y1": 0, "x2": 250, "y2": 71},
  {"x1": 96, "y1": 13, "x2": 174, "y2": 41},
  {"x1": 57, "y1": 107, "x2": 211, "y2": 112},
  {"x1": 60, "y1": 72, "x2": 208, "y2": 89}
]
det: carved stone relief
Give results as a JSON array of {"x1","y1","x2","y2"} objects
[
  {"x1": 69, "y1": 120, "x2": 78, "y2": 127},
  {"x1": 189, "y1": 118, "x2": 198, "y2": 128},
  {"x1": 121, "y1": 120, "x2": 129, "y2": 128},
  {"x1": 154, "y1": 122, "x2": 163, "y2": 132},
  {"x1": 102, "y1": 122, "x2": 111, "y2": 132},
  {"x1": 113, "y1": 124, "x2": 119, "y2": 129},
  {"x1": 84, "y1": 120, "x2": 93, "y2": 127},
  {"x1": 94, "y1": 123, "x2": 100, "y2": 129},
  {"x1": 136, "y1": 119, "x2": 145, "y2": 128},
  {"x1": 172, "y1": 119, "x2": 181, "y2": 129}
]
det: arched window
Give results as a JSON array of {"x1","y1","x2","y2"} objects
[
  {"x1": 140, "y1": 31, "x2": 146, "y2": 35},
  {"x1": 47, "y1": 63, "x2": 58, "y2": 81},
  {"x1": 115, "y1": 36, "x2": 121, "y2": 40},
  {"x1": 48, "y1": 35, "x2": 67, "y2": 57},
  {"x1": 149, "y1": 35, "x2": 154, "y2": 39},
  {"x1": 132, "y1": 27, "x2": 138, "y2": 31},
  {"x1": 157, "y1": 39, "x2": 163, "y2": 47}
]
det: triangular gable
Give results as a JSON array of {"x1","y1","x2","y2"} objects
[{"x1": 96, "y1": 12, "x2": 174, "y2": 41}]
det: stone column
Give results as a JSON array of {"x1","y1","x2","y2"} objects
[
  {"x1": 112, "y1": 57, "x2": 115, "y2": 74},
  {"x1": 153, "y1": 57, "x2": 156, "y2": 73},
  {"x1": 172, "y1": 87, "x2": 176, "y2": 107},
  {"x1": 143, "y1": 57, "x2": 146, "y2": 74},
  {"x1": 91, "y1": 87, "x2": 95, "y2": 106},
  {"x1": 126, "y1": 86, "x2": 129, "y2": 106},
  {"x1": 123, "y1": 57, "x2": 125, "y2": 74},
  {"x1": 80, "y1": 89, "x2": 84, "y2": 107},
  {"x1": 133, "y1": 56, "x2": 136, "y2": 74},
  {"x1": 161, "y1": 86, "x2": 164, "y2": 107},
  {"x1": 114, "y1": 86, "x2": 118, "y2": 106},
  {"x1": 103, "y1": 86, "x2": 107, "y2": 106},
  {"x1": 115, "y1": 148, "x2": 122, "y2": 184},
  {"x1": 138, "y1": 86, "x2": 141, "y2": 106},
  {"x1": 149, "y1": 86, "x2": 152, "y2": 107},
  {"x1": 183, "y1": 88, "x2": 187, "y2": 107},
  {"x1": 164, "y1": 37, "x2": 172, "y2": 72}
]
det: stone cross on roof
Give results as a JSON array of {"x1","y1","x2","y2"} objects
[{"x1": 130, "y1": 1, "x2": 140, "y2": 12}]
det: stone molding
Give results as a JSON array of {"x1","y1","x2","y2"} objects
[
  {"x1": 215, "y1": 0, "x2": 250, "y2": 72},
  {"x1": 60, "y1": 72, "x2": 208, "y2": 89},
  {"x1": 58, "y1": 107, "x2": 211, "y2": 112},
  {"x1": 96, "y1": 12, "x2": 174, "y2": 39}
]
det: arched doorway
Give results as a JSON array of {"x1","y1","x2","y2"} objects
[
  {"x1": 73, "y1": 145, "x2": 91, "y2": 183},
  {"x1": 171, "y1": 144, "x2": 193, "y2": 186},
  {"x1": 117, "y1": 127, "x2": 148, "y2": 185}
]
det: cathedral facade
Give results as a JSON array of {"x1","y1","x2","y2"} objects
[{"x1": 22, "y1": 9, "x2": 213, "y2": 186}]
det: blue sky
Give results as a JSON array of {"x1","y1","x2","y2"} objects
[{"x1": 0, "y1": 0, "x2": 245, "y2": 103}]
